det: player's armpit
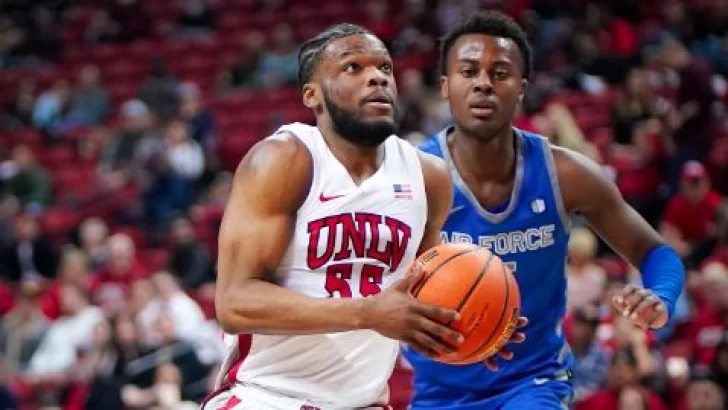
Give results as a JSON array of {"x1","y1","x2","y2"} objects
[
  {"x1": 216, "y1": 135, "x2": 363, "y2": 335},
  {"x1": 552, "y1": 147, "x2": 663, "y2": 266},
  {"x1": 416, "y1": 151, "x2": 453, "y2": 256}
]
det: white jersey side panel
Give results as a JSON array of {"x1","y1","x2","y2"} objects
[{"x1": 218, "y1": 123, "x2": 428, "y2": 409}]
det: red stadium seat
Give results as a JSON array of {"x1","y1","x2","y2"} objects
[
  {"x1": 42, "y1": 208, "x2": 83, "y2": 238},
  {"x1": 36, "y1": 145, "x2": 75, "y2": 170}
]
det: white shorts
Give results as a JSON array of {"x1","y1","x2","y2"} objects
[{"x1": 200, "y1": 386, "x2": 394, "y2": 410}]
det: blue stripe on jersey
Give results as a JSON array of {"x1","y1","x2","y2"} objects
[{"x1": 404, "y1": 128, "x2": 574, "y2": 408}]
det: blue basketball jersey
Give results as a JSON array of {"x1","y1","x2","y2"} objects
[{"x1": 404, "y1": 127, "x2": 574, "y2": 408}]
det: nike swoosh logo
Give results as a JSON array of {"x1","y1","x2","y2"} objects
[{"x1": 319, "y1": 193, "x2": 345, "y2": 202}]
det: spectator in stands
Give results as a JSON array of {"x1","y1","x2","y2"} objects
[
  {"x1": 218, "y1": 31, "x2": 265, "y2": 91},
  {"x1": 611, "y1": 314, "x2": 657, "y2": 379},
  {"x1": 129, "y1": 278, "x2": 161, "y2": 346},
  {"x1": 141, "y1": 121, "x2": 203, "y2": 230},
  {"x1": 0, "y1": 14, "x2": 24, "y2": 69},
  {"x1": 688, "y1": 263, "x2": 728, "y2": 370},
  {"x1": 397, "y1": 68, "x2": 427, "y2": 137},
  {"x1": 162, "y1": 120, "x2": 205, "y2": 181},
  {"x1": 1, "y1": 145, "x2": 51, "y2": 210},
  {"x1": 139, "y1": 58, "x2": 180, "y2": 123},
  {"x1": 0, "y1": 279, "x2": 49, "y2": 374},
  {"x1": 104, "y1": 0, "x2": 149, "y2": 42},
  {"x1": 91, "y1": 233, "x2": 148, "y2": 314},
  {"x1": 31, "y1": 78, "x2": 72, "y2": 135},
  {"x1": 0, "y1": 213, "x2": 58, "y2": 282},
  {"x1": 20, "y1": 5, "x2": 62, "y2": 65},
  {"x1": 124, "y1": 312, "x2": 208, "y2": 402},
  {"x1": 392, "y1": 0, "x2": 440, "y2": 56},
  {"x1": 661, "y1": 161, "x2": 723, "y2": 268},
  {"x1": 151, "y1": 272, "x2": 207, "y2": 344},
  {"x1": 614, "y1": 119, "x2": 666, "y2": 227},
  {"x1": 662, "y1": 0, "x2": 691, "y2": 43},
  {"x1": 658, "y1": 35, "x2": 717, "y2": 190},
  {"x1": 1, "y1": 78, "x2": 36, "y2": 129},
  {"x1": 98, "y1": 99, "x2": 157, "y2": 191},
  {"x1": 168, "y1": 217, "x2": 213, "y2": 289},
  {"x1": 84, "y1": 10, "x2": 123, "y2": 44},
  {"x1": 121, "y1": 362, "x2": 198, "y2": 410},
  {"x1": 612, "y1": 68, "x2": 662, "y2": 146},
  {"x1": 177, "y1": 0, "x2": 216, "y2": 38},
  {"x1": 39, "y1": 247, "x2": 91, "y2": 321},
  {"x1": 569, "y1": 304, "x2": 611, "y2": 403},
  {"x1": 26, "y1": 284, "x2": 104, "y2": 378},
  {"x1": 256, "y1": 23, "x2": 299, "y2": 88},
  {"x1": 712, "y1": 337, "x2": 728, "y2": 403},
  {"x1": 576, "y1": 349, "x2": 668, "y2": 410},
  {"x1": 67, "y1": 65, "x2": 110, "y2": 127},
  {"x1": 179, "y1": 82, "x2": 216, "y2": 150},
  {"x1": 78, "y1": 217, "x2": 109, "y2": 272},
  {"x1": 71, "y1": 319, "x2": 125, "y2": 410},
  {"x1": 112, "y1": 312, "x2": 144, "y2": 379},
  {"x1": 567, "y1": 227, "x2": 607, "y2": 311},
  {"x1": 363, "y1": 0, "x2": 399, "y2": 47},
  {"x1": 684, "y1": 376, "x2": 726, "y2": 410}
]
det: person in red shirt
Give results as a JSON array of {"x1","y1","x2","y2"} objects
[
  {"x1": 576, "y1": 349, "x2": 669, "y2": 410},
  {"x1": 39, "y1": 247, "x2": 91, "y2": 321},
  {"x1": 688, "y1": 263, "x2": 728, "y2": 368},
  {"x1": 661, "y1": 161, "x2": 724, "y2": 268},
  {"x1": 90, "y1": 233, "x2": 149, "y2": 315}
]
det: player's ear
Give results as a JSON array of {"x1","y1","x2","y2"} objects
[
  {"x1": 517, "y1": 78, "x2": 528, "y2": 105},
  {"x1": 440, "y1": 76, "x2": 449, "y2": 100},
  {"x1": 302, "y1": 84, "x2": 320, "y2": 110}
]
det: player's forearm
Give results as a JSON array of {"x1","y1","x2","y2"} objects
[
  {"x1": 639, "y1": 244, "x2": 685, "y2": 319},
  {"x1": 216, "y1": 278, "x2": 368, "y2": 335}
]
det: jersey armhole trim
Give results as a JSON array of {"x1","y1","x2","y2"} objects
[
  {"x1": 541, "y1": 139, "x2": 572, "y2": 233},
  {"x1": 272, "y1": 129, "x2": 316, "y2": 215}
]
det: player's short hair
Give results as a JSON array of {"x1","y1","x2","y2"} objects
[
  {"x1": 298, "y1": 23, "x2": 375, "y2": 90},
  {"x1": 439, "y1": 11, "x2": 532, "y2": 79}
]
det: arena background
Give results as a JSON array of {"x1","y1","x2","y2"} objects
[{"x1": 0, "y1": 0, "x2": 726, "y2": 409}]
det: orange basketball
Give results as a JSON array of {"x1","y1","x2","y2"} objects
[{"x1": 411, "y1": 243, "x2": 521, "y2": 365}]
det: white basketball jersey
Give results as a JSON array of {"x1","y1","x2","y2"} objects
[{"x1": 216, "y1": 123, "x2": 428, "y2": 409}]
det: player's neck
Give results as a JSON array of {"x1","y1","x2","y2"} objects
[
  {"x1": 449, "y1": 126, "x2": 516, "y2": 182},
  {"x1": 320, "y1": 126, "x2": 384, "y2": 183}
]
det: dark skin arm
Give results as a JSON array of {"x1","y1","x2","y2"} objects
[
  {"x1": 555, "y1": 147, "x2": 670, "y2": 329},
  {"x1": 215, "y1": 134, "x2": 462, "y2": 356}
]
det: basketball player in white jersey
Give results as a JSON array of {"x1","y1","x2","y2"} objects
[{"x1": 203, "y1": 24, "x2": 463, "y2": 410}]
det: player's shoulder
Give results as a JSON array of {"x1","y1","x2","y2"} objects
[
  {"x1": 232, "y1": 128, "x2": 313, "y2": 208},
  {"x1": 548, "y1": 143, "x2": 603, "y2": 181},
  {"x1": 416, "y1": 133, "x2": 445, "y2": 158},
  {"x1": 240, "y1": 129, "x2": 312, "y2": 176}
]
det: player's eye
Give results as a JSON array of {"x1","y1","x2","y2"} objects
[
  {"x1": 494, "y1": 69, "x2": 509, "y2": 80},
  {"x1": 379, "y1": 62, "x2": 393, "y2": 74},
  {"x1": 461, "y1": 67, "x2": 478, "y2": 78},
  {"x1": 344, "y1": 63, "x2": 361, "y2": 73}
]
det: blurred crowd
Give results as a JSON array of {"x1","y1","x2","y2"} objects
[{"x1": 0, "y1": 0, "x2": 727, "y2": 409}]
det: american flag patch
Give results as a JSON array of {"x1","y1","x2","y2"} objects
[{"x1": 393, "y1": 184, "x2": 413, "y2": 199}]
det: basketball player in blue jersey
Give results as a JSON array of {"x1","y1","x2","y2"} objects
[{"x1": 405, "y1": 11, "x2": 686, "y2": 410}]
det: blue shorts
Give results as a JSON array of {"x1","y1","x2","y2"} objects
[{"x1": 409, "y1": 379, "x2": 574, "y2": 410}]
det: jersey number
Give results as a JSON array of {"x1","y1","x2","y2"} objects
[{"x1": 325, "y1": 263, "x2": 384, "y2": 298}]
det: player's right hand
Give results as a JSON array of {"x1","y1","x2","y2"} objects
[{"x1": 360, "y1": 263, "x2": 464, "y2": 358}]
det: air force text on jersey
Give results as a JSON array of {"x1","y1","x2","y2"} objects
[{"x1": 440, "y1": 224, "x2": 557, "y2": 273}]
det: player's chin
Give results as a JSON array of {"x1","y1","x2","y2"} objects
[{"x1": 360, "y1": 115, "x2": 397, "y2": 130}]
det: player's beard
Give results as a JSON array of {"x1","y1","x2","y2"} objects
[{"x1": 323, "y1": 91, "x2": 398, "y2": 148}]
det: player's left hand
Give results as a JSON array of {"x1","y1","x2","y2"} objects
[
  {"x1": 612, "y1": 284, "x2": 668, "y2": 330},
  {"x1": 484, "y1": 316, "x2": 528, "y2": 371}
]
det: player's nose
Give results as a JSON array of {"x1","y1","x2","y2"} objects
[
  {"x1": 472, "y1": 71, "x2": 494, "y2": 94},
  {"x1": 366, "y1": 67, "x2": 389, "y2": 88}
]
